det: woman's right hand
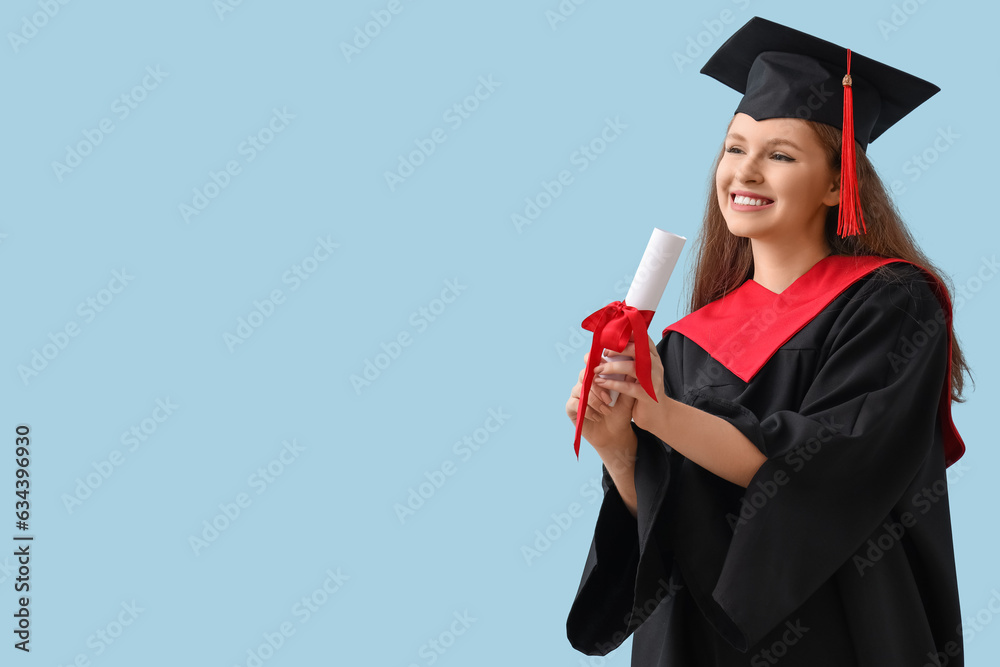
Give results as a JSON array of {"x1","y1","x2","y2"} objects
[{"x1": 566, "y1": 350, "x2": 637, "y2": 452}]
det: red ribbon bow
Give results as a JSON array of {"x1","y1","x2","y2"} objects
[{"x1": 573, "y1": 300, "x2": 657, "y2": 457}]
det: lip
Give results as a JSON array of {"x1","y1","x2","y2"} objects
[{"x1": 730, "y1": 191, "x2": 775, "y2": 211}]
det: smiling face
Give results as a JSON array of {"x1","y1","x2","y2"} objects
[{"x1": 716, "y1": 113, "x2": 840, "y2": 244}]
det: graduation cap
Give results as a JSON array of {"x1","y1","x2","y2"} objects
[{"x1": 700, "y1": 16, "x2": 940, "y2": 237}]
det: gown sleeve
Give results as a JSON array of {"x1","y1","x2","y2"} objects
[
  {"x1": 679, "y1": 265, "x2": 953, "y2": 650},
  {"x1": 564, "y1": 457, "x2": 641, "y2": 655},
  {"x1": 566, "y1": 339, "x2": 685, "y2": 656}
]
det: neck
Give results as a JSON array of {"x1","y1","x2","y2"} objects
[{"x1": 750, "y1": 236, "x2": 832, "y2": 294}]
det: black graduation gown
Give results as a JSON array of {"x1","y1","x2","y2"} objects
[{"x1": 566, "y1": 259, "x2": 965, "y2": 666}]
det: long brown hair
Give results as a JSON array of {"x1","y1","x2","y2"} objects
[{"x1": 687, "y1": 118, "x2": 971, "y2": 400}]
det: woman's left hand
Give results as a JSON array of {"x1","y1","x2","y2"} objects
[{"x1": 593, "y1": 335, "x2": 669, "y2": 436}]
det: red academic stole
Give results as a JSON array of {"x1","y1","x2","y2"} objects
[{"x1": 662, "y1": 255, "x2": 965, "y2": 466}]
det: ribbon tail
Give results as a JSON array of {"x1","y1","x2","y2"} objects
[
  {"x1": 627, "y1": 311, "x2": 658, "y2": 401},
  {"x1": 573, "y1": 357, "x2": 596, "y2": 458},
  {"x1": 573, "y1": 312, "x2": 614, "y2": 457}
]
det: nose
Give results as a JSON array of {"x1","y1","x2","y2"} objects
[{"x1": 735, "y1": 156, "x2": 762, "y2": 184}]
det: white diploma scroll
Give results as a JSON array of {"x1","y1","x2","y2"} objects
[{"x1": 600, "y1": 228, "x2": 686, "y2": 406}]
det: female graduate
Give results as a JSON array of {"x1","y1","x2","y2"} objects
[{"x1": 564, "y1": 16, "x2": 970, "y2": 667}]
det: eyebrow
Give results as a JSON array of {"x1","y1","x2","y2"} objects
[{"x1": 725, "y1": 133, "x2": 803, "y2": 151}]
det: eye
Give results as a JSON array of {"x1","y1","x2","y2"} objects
[{"x1": 725, "y1": 146, "x2": 794, "y2": 161}]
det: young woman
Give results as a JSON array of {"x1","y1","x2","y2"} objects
[{"x1": 564, "y1": 17, "x2": 969, "y2": 667}]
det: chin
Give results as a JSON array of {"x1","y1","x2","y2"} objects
[
  {"x1": 722, "y1": 216, "x2": 763, "y2": 239},
  {"x1": 721, "y1": 204, "x2": 788, "y2": 240}
]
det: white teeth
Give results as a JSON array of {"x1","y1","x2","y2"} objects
[{"x1": 734, "y1": 195, "x2": 771, "y2": 206}]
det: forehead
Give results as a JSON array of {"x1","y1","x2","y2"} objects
[{"x1": 727, "y1": 113, "x2": 817, "y2": 144}]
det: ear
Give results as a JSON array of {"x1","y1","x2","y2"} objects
[{"x1": 822, "y1": 173, "x2": 840, "y2": 207}]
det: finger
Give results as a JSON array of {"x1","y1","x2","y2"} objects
[
  {"x1": 576, "y1": 369, "x2": 615, "y2": 404},
  {"x1": 594, "y1": 376, "x2": 637, "y2": 398},
  {"x1": 566, "y1": 397, "x2": 602, "y2": 423},
  {"x1": 567, "y1": 387, "x2": 607, "y2": 420},
  {"x1": 587, "y1": 391, "x2": 612, "y2": 416},
  {"x1": 595, "y1": 360, "x2": 636, "y2": 377},
  {"x1": 581, "y1": 380, "x2": 610, "y2": 404},
  {"x1": 603, "y1": 346, "x2": 630, "y2": 359},
  {"x1": 577, "y1": 398, "x2": 603, "y2": 422}
]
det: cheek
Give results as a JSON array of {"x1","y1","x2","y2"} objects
[
  {"x1": 715, "y1": 161, "x2": 729, "y2": 185},
  {"x1": 714, "y1": 168, "x2": 728, "y2": 201},
  {"x1": 716, "y1": 186, "x2": 729, "y2": 211}
]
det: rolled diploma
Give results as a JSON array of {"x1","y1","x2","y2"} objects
[{"x1": 600, "y1": 228, "x2": 686, "y2": 406}]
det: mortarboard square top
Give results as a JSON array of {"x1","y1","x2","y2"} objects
[{"x1": 700, "y1": 16, "x2": 940, "y2": 151}]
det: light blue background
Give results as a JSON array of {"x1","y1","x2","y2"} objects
[{"x1": 4, "y1": 0, "x2": 997, "y2": 665}]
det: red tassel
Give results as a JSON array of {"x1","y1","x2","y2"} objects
[{"x1": 837, "y1": 49, "x2": 866, "y2": 237}]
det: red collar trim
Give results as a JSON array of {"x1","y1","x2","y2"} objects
[{"x1": 662, "y1": 255, "x2": 965, "y2": 466}]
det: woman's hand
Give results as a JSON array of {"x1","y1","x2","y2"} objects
[
  {"x1": 594, "y1": 334, "x2": 766, "y2": 488},
  {"x1": 567, "y1": 350, "x2": 640, "y2": 509},
  {"x1": 566, "y1": 350, "x2": 637, "y2": 452},
  {"x1": 593, "y1": 335, "x2": 669, "y2": 436}
]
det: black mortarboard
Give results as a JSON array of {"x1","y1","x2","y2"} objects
[{"x1": 700, "y1": 16, "x2": 941, "y2": 237}]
